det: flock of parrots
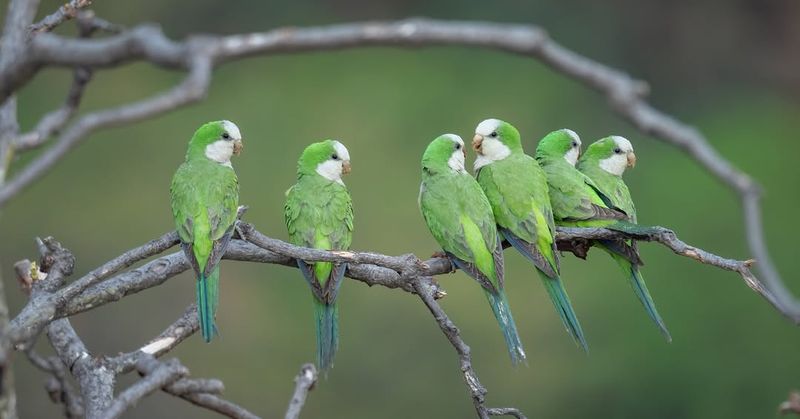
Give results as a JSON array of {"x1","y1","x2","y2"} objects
[{"x1": 169, "y1": 118, "x2": 666, "y2": 373}]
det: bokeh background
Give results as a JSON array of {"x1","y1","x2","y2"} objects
[{"x1": 2, "y1": 0, "x2": 800, "y2": 418}]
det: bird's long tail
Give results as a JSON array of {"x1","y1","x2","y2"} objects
[
  {"x1": 484, "y1": 289, "x2": 526, "y2": 365},
  {"x1": 196, "y1": 267, "x2": 220, "y2": 343},
  {"x1": 609, "y1": 251, "x2": 672, "y2": 342},
  {"x1": 313, "y1": 298, "x2": 339, "y2": 372},
  {"x1": 537, "y1": 270, "x2": 589, "y2": 352}
]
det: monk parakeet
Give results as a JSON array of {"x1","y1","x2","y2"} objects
[
  {"x1": 577, "y1": 135, "x2": 670, "y2": 340},
  {"x1": 170, "y1": 120, "x2": 243, "y2": 342},
  {"x1": 535, "y1": 130, "x2": 670, "y2": 341},
  {"x1": 472, "y1": 119, "x2": 587, "y2": 351},
  {"x1": 285, "y1": 140, "x2": 353, "y2": 372},
  {"x1": 419, "y1": 133, "x2": 526, "y2": 364}
]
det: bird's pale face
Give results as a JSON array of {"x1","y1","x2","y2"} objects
[
  {"x1": 444, "y1": 134, "x2": 467, "y2": 173},
  {"x1": 472, "y1": 118, "x2": 511, "y2": 171},
  {"x1": 205, "y1": 120, "x2": 243, "y2": 166},
  {"x1": 316, "y1": 140, "x2": 351, "y2": 184},
  {"x1": 598, "y1": 136, "x2": 636, "y2": 176},
  {"x1": 562, "y1": 129, "x2": 582, "y2": 166}
]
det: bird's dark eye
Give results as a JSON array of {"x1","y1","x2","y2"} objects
[
  {"x1": 489, "y1": 131, "x2": 498, "y2": 138},
  {"x1": 332, "y1": 153, "x2": 339, "y2": 160},
  {"x1": 571, "y1": 141, "x2": 578, "y2": 147},
  {"x1": 455, "y1": 143, "x2": 462, "y2": 150},
  {"x1": 614, "y1": 148, "x2": 622, "y2": 154},
  {"x1": 222, "y1": 132, "x2": 230, "y2": 140}
]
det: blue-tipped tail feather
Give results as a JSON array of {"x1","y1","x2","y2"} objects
[
  {"x1": 484, "y1": 290, "x2": 526, "y2": 365},
  {"x1": 537, "y1": 271, "x2": 589, "y2": 352},
  {"x1": 314, "y1": 299, "x2": 339, "y2": 372},
  {"x1": 196, "y1": 267, "x2": 220, "y2": 343},
  {"x1": 610, "y1": 252, "x2": 672, "y2": 342}
]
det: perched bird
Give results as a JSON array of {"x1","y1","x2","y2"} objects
[
  {"x1": 577, "y1": 135, "x2": 670, "y2": 340},
  {"x1": 170, "y1": 120, "x2": 243, "y2": 342},
  {"x1": 419, "y1": 133, "x2": 526, "y2": 364},
  {"x1": 535, "y1": 130, "x2": 670, "y2": 341},
  {"x1": 285, "y1": 140, "x2": 353, "y2": 372},
  {"x1": 472, "y1": 119, "x2": 587, "y2": 351}
]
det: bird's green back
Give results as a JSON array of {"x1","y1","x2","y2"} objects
[
  {"x1": 535, "y1": 130, "x2": 613, "y2": 224},
  {"x1": 477, "y1": 153, "x2": 557, "y2": 270},
  {"x1": 420, "y1": 135, "x2": 500, "y2": 287}
]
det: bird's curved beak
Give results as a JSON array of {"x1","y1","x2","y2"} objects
[
  {"x1": 627, "y1": 152, "x2": 636, "y2": 168},
  {"x1": 233, "y1": 139, "x2": 243, "y2": 156},
  {"x1": 342, "y1": 161, "x2": 352, "y2": 175},
  {"x1": 472, "y1": 134, "x2": 484, "y2": 153}
]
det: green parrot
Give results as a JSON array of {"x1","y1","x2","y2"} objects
[
  {"x1": 535, "y1": 130, "x2": 670, "y2": 341},
  {"x1": 170, "y1": 120, "x2": 243, "y2": 343},
  {"x1": 285, "y1": 140, "x2": 353, "y2": 372},
  {"x1": 472, "y1": 119, "x2": 587, "y2": 351},
  {"x1": 577, "y1": 135, "x2": 670, "y2": 340},
  {"x1": 419, "y1": 133, "x2": 526, "y2": 364}
]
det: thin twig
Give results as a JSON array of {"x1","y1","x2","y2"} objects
[
  {"x1": 28, "y1": 0, "x2": 93, "y2": 34},
  {"x1": 284, "y1": 363, "x2": 317, "y2": 419},
  {"x1": 102, "y1": 358, "x2": 187, "y2": 419},
  {"x1": 135, "y1": 356, "x2": 259, "y2": 419},
  {"x1": 113, "y1": 304, "x2": 199, "y2": 374},
  {"x1": 413, "y1": 278, "x2": 525, "y2": 419}
]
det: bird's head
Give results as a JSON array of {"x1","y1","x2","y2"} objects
[
  {"x1": 535, "y1": 128, "x2": 582, "y2": 166},
  {"x1": 187, "y1": 120, "x2": 243, "y2": 166},
  {"x1": 582, "y1": 135, "x2": 636, "y2": 176},
  {"x1": 297, "y1": 139, "x2": 351, "y2": 184},
  {"x1": 422, "y1": 134, "x2": 467, "y2": 175},
  {"x1": 472, "y1": 118, "x2": 522, "y2": 170}
]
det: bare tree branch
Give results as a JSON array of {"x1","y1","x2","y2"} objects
[
  {"x1": 414, "y1": 278, "x2": 526, "y2": 419},
  {"x1": 113, "y1": 304, "x2": 199, "y2": 374},
  {"x1": 0, "y1": 268, "x2": 17, "y2": 419},
  {"x1": 284, "y1": 363, "x2": 317, "y2": 419},
  {"x1": 0, "y1": 56, "x2": 212, "y2": 207},
  {"x1": 29, "y1": 0, "x2": 93, "y2": 34},
  {"x1": 556, "y1": 226, "x2": 780, "y2": 312},
  {"x1": 24, "y1": 348, "x2": 84, "y2": 418},
  {"x1": 135, "y1": 355, "x2": 260, "y2": 419},
  {"x1": 3, "y1": 219, "x2": 778, "y2": 418},
  {"x1": 103, "y1": 358, "x2": 187, "y2": 419}
]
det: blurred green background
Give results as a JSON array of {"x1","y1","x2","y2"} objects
[{"x1": 2, "y1": 0, "x2": 800, "y2": 418}]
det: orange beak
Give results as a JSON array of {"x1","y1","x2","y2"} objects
[
  {"x1": 627, "y1": 152, "x2": 636, "y2": 168},
  {"x1": 233, "y1": 139, "x2": 243, "y2": 156},
  {"x1": 342, "y1": 161, "x2": 352, "y2": 175},
  {"x1": 472, "y1": 134, "x2": 483, "y2": 153}
]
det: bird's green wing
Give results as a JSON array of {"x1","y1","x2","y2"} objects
[
  {"x1": 577, "y1": 162, "x2": 637, "y2": 222},
  {"x1": 542, "y1": 159, "x2": 625, "y2": 223},
  {"x1": 421, "y1": 172, "x2": 502, "y2": 291},
  {"x1": 477, "y1": 154, "x2": 559, "y2": 276}
]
